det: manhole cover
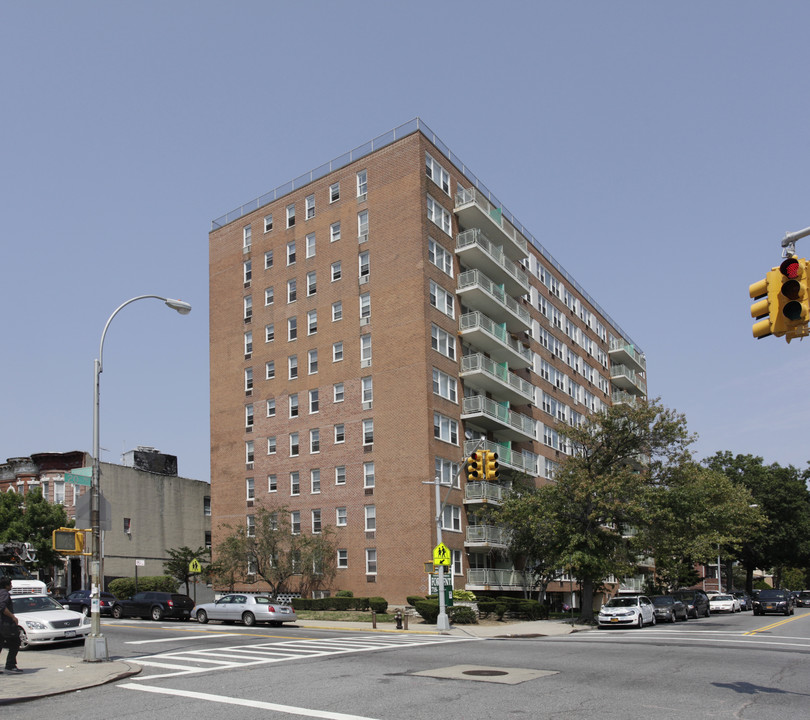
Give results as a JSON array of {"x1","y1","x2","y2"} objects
[{"x1": 463, "y1": 670, "x2": 509, "y2": 677}]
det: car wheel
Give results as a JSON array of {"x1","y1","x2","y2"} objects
[
  {"x1": 151, "y1": 606, "x2": 164, "y2": 621},
  {"x1": 668, "y1": 611, "x2": 676, "y2": 623},
  {"x1": 18, "y1": 627, "x2": 29, "y2": 651},
  {"x1": 242, "y1": 611, "x2": 256, "y2": 626},
  {"x1": 705, "y1": 608, "x2": 711, "y2": 618},
  {"x1": 112, "y1": 605, "x2": 124, "y2": 619},
  {"x1": 650, "y1": 614, "x2": 656, "y2": 626},
  {"x1": 196, "y1": 609, "x2": 208, "y2": 624},
  {"x1": 636, "y1": 614, "x2": 644, "y2": 629}
]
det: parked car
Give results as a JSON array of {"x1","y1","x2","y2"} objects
[
  {"x1": 111, "y1": 591, "x2": 194, "y2": 621},
  {"x1": 651, "y1": 595, "x2": 689, "y2": 623},
  {"x1": 672, "y1": 589, "x2": 711, "y2": 619},
  {"x1": 752, "y1": 588, "x2": 793, "y2": 616},
  {"x1": 193, "y1": 594, "x2": 298, "y2": 627},
  {"x1": 597, "y1": 595, "x2": 655, "y2": 628},
  {"x1": 795, "y1": 590, "x2": 810, "y2": 608},
  {"x1": 13, "y1": 594, "x2": 91, "y2": 649},
  {"x1": 709, "y1": 594, "x2": 741, "y2": 613},
  {"x1": 733, "y1": 591, "x2": 753, "y2": 611},
  {"x1": 60, "y1": 589, "x2": 118, "y2": 616}
]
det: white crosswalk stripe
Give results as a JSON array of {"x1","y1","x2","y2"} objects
[{"x1": 128, "y1": 633, "x2": 474, "y2": 679}]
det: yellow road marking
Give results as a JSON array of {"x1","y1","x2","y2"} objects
[{"x1": 744, "y1": 612, "x2": 810, "y2": 635}]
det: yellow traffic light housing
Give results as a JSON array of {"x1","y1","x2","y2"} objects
[
  {"x1": 52, "y1": 528, "x2": 85, "y2": 555},
  {"x1": 750, "y1": 256, "x2": 810, "y2": 342},
  {"x1": 466, "y1": 451, "x2": 484, "y2": 482},
  {"x1": 484, "y1": 450, "x2": 499, "y2": 482},
  {"x1": 749, "y1": 273, "x2": 774, "y2": 339}
]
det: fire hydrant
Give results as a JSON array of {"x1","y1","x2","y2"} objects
[{"x1": 395, "y1": 609, "x2": 403, "y2": 630}]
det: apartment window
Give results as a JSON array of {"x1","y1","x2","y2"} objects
[
  {"x1": 334, "y1": 423, "x2": 345, "y2": 443},
  {"x1": 243, "y1": 295, "x2": 252, "y2": 321},
  {"x1": 310, "y1": 429, "x2": 320, "y2": 453},
  {"x1": 306, "y1": 232, "x2": 316, "y2": 258},
  {"x1": 244, "y1": 368, "x2": 254, "y2": 392},
  {"x1": 335, "y1": 465, "x2": 346, "y2": 485},
  {"x1": 290, "y1": 433, "x2": 300, "y2": 457},
  {"x1": 361, "y1": 504, "x2": 377, "y2": 533},
  {"x1": 359, "y1": 293, "x2": 370, "y2": 319},
  {"x1": 205, "y1": 531, "x2": 212, "y2": 549},
  {"x1": 333, "y1": 382, "x2": 345, "y2": 402},
  {"x1": 425, "y1": 152, "x2": 451, "y2": 195},
  {"x1": 246, "y1": 477, "x2": 255, "y2": 501},
  {"x1": 431, "y1": 324, "x2": 456, "y2": 360},
  {"x1": 337, "y1": 549, "x2": 348, "y2": 568},
  {"x1": 307, "y1": 271, "x2": 317, "y2": 296},
  {"x1": 330, "y1": 221, "x2": 341, "y2": 242},
  {"x1": 357, "y1": 170, "x2": 367, "y2": 199},
  {"x1": 291, "y1": 511, "x2": 301, "y2": 534},
  {"x1": 286, "y1": 204, "x2": 295, "y2": 228},
  {"x1": 336, "y1": 507, "x2": 347, "y2": 527},
  {"x1": 332, "y1": 341, "x2": 343, "y2": 362},
  {"x1": 362, "y1": 418, "x2": 374, "y2": 445},
  {"x1": 287, "y1": 279, "x2": 297, "y2": 303},
  {"x1": 287, "y1": 240, "x2": 296, "y2": 265},
  {"x1": 435, "y1": 457, "x2": 461, "y2": 488},
  {"x1": 358, "y1": 251, "x2": 369, "y2": 279},
  {"x1": 331, "y1": 261, "x2": 342, "y2": 281},
  {"x1": 268, "y1": 474, "x2": 277, "y2": 493},
  {"x1": 360, "y1": 334, "x2": 372, "y2": 365},
  {"x1": 429, "y1": 280, "x2": 454, "y2": 318},
  {"x1": 245, "y1": 440, "x2": 254, "y2": 464},
  {"x1": 309, "y1": 388, "x2": 319, "y2": 413},
  {"x1": 267, "y1": 436, "x2": 277, "y2": 454},
  {"x1": 264, "y1": 250, "x2": 273, "y2": 269},
  {"x1": 363, "y1": 461, "x2": 375, "y2": 488},
  {"x1": 357, "y1": 210, "x2": 369, "y2": 240},
  {"x1": 246, "y1": 515, "x2": 255, "y2": 537},
  {"x1": 305, "y1": 194, "x2": 315, "y2": 220},
  {"x1": 452, "y1": 549, "x2": 462, "y2": 576},
  {"x1": 330, "y1": 182, "x2": 340, "y2": 203},
  {"x1": 265, "y1": 323, "x2": 275, "y2": 342},
  {"x1": 265, "y1": 361, "x2": 275, "y2": 379},
  {"x1": 311, "y1": 469, "x2": 321, "y2": 494},
  {"x1": 312, "y1": 509, "x2": 322, "y2": 533},
  {"x1": 52, "y1": 481, "x2": 65, "y2": 505},
  {"x1": 245, "y1": 403, "x2": 254, "y2": 428},
  {"x1": 264, "y1": 214, "x2": 273, "y2": 233},
  {"x1": 243, "y1": 260, "x2": 252, "y2": 285},
  {"x1": 365, "y1": 549, "x2": 377, "y2": 574},
  {"x1": 427, "y1": 194, "x2": 452, "y2": 235},
  {"x1": 243, "y1": 224, "x2": 252, "y2": 249},
  {"x1": 244, "y1": 331, "x2": 253, "y2": 356},
  {"x1": 428, "y1": 238, "x2": 453, "y2": 277},
  {"x1": 289, "y1": 393, "x2": 299, "y2": 418},
  {"x1": 308, "y1": 349, "x2": 318, "y2": 374},
  {"x1": 433, "y1": 412, "x2": 459, "y2": 445},
  {"x1": 266, "y1": 398, "x2": 276, "y2": 417},
  {"x1": 288, "y1": 355, "x2": 298, "y2": 379},
  {"x1": 287, "y1": 317, "x2": 298, "y2": 341},
  {"x1": 361, "y1": 376, "x2": 373, "y2": 404},
  {"x1": 307, "y1": 309, "x2": 317, "y2": 335},
  {"x1": 432, "y1": 368, "x2": 457, "y2": 402},
  {"x1": 332, "y1": 301, "x2": 343, "y2": 322},
  {"x1": 441, "y1": 505, "x2": 462, "y2": 532},
  {"x1": 204, "y1": 496, "x2": 211, "y2": 516},
  {"x1": 264, "y1": 287, "x2": 274, "y2": 306}
]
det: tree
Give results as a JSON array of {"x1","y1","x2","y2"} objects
[
  {"x1": 0, "y1": 489, "x2": 71, "y2": 571},
  {"x1": 163, "y1": 546, "x2": 210, "y2": 595}
]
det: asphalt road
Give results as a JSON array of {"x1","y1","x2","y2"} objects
[{"x1": 9, "y1": 608, "x2": 810, "y2": 720}]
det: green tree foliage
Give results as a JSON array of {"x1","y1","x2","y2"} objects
[
  {"x1": 163, "y1": 546, "x2": 210, "y2": 595},
  {"x1": 0, "y1": 489, "x2": 71, "y2": 570}
]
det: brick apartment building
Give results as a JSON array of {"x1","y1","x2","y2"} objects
[{"x1": 208, "y1": 118, "x2": 647, "y2": 605}]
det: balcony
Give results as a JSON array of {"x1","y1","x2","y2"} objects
[
  {"x1": 460, "y1": 354, "x2": 534, "y2": 406},
  {"x1": 456, "y1": 229, "x2": 530, "y2": 297},
  {"x1": 466, "y1": 568, "x2": 526, "y2": 590},
  {"x1": 461, "y1": 395, "x2": 536, "y2": 442},
  {"x1": 455, "y1": 187, "x2": 528, "y2": 263},
  {"x1": 464, "y1": 481, "x2": 505, "y2": 505},
  {"x1": 609, "y1": 339, "x2": 646, "y2": 373},
  {"x1": 464, "y1": 439, "x2": 537, "y2": 476},
  {"x1": 611, "y1": 390, "x2": 639, "y2": 407},
  {"x1": 457, "y1": 269, "x2": 531, "y2": 333},
  {"x1": 459, "y1": 311, "x2": 532, "y2": 369},
  {"x1": 465, "y1": 525, "x2": 510, "y2": 549},
  {"x1": 610, "y1": 364, "x2": 647, "y2": 396}
]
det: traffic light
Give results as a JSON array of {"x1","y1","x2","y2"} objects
[
  {"x1": 749, "y1": 256, "x2": 810, "y2": 341},
  {"x1": 52, "y1": 528, "x2": 85, "y2": 555},
  {"x1": 466, "y1": 451, "x2": 484, "y2": 482},
  {"x1": 484, "y1": 450, "x2": 499, "y2": 482},
  {"x1": 749, "y1": 271, "x2": 775, "y2": 339}
]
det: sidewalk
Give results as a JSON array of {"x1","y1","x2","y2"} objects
[{"x1": 0, "y1": 618, "x2": 590, "y2": 706}]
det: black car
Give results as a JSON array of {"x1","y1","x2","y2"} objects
[
  {"x1": 111, "y1": 591, "x2": 194, "y2": 621},
  {"x1": 61, "y1": 589, "x2": 118, "y2": 616},
  {"x1": 752, "y1": 588, "x2": 793, "y2": 616},
  {"x1": 651, "y1": 595, "x2": 689, "y2": 623},
  {"x1": 671, "y1": 589, "x2": 711, "y2": 619},
  {"x1": 733, "y1": 590, "x2": 753, "y2": 611},
  {"x1": 795, "y1": 591, "x2": 810, "y2": 608}
]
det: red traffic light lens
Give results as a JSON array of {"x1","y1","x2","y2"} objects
[{"x1": 781, "y1": 257, "x2": 800, "y2": 279}]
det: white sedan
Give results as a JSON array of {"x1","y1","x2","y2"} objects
[
  {"x1": 193, "y1": 594, "x2": 297, "y2": 626},
  {"x1": 598, "y1": 595, "x2": 656, "y2": 628},
  {"x1": 709, "y1": 594, "x2": 741, "y2": 613},
  {"x1": 13, "y1": 594, "x2": 91, "y2": 649}
]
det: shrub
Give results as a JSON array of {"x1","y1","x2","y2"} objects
[
  {"x1": 477, "y1": 601, "x2": 497, "y2": 617},
  {"x1": 495, "y1": 603, "x2": 508, "y2": 620},
  {"x1": 406, "y1": 595, "x2": 425, "y2": 607},
  {"x1": 351, "y1": 597, "x2": 371, "y2": 611},
  {"x1": 368, "y1": 596, "x2": 388, "y2": 613},
  {"x1": 331, "y1": 596, "x2": 354, "y2": 611},
  {"x1": 414, "y1": 600, "x2": 440, "y2": 624},
  {"x1": 108, "y1": 576, "x2": 178, "y2": 598},
  {"x1": 453, "y1": 590, "x2": 476, "y2": 602},
  {"x1": 291, "y1": 597, "x2": 312, "y2": 610},
  {"x1": 335, "y1": 590, "x2": 354, "y2": 597},
  {"x1": 518, "y1": 600, "x2": 549, "y2": 620},
  {"x1": 450, "y1": 606, "x2": 477, "y2": 624}
]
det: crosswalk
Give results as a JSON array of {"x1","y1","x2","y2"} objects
[{"x1": 128, "y1": 633, "x2": 474, "y2": 679}]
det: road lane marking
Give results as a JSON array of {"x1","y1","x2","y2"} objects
[
  {"x1": 744, "y1": 613, "x2": 810, "y2": 635},
  {"x1": 119, "y1": 683, "x2": 381, "y2": 720},
  {"x1": 126, "y1": 633, "x2": 234, "y2": 644}
]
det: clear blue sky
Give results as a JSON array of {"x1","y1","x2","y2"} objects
[{"x1": 2, "y1": 1, "x2": 809, "y2": 484}]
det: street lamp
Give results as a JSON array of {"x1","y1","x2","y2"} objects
[{"x1": 85, "y1": 295, "x2": 191, "y2": 662}]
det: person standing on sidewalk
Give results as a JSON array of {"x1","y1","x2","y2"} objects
[{"x1": 0, "y1": 577, "x2": 23, "y2": 674}]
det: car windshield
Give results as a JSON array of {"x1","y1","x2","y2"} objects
[
  {"x1": 605, "y1": 597, "x2": 639, "y2": 608},
  {"x1": 713, "y1": 595, "x2": 733, "y2": 601},
  {"x1": 652, "y1": 597, "x2": 674, "y2": 606},
  {"x1": 758, "y1": 590, "x2": 786, "y2": 600},
  {"x1": 0, "y1": 565, "x2": 35, "y2": 580},
  {"x1": 14, "y1": 596, "x2": 64, "y2": 613},
  {"x1": 800, "y1": 592, "x2": 810, "y2": 598}
]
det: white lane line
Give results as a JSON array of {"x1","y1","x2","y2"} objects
[
  {"x1": 126, "y1": 633, "x2": 234, "y2": 644},
  {"x1": 119, "y1": 683, "x2": 381, "y2": 720}
]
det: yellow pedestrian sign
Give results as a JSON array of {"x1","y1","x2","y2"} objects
[
  {"x1": 433, "y1": 542, "x2": 451, "y2": 566},
  {"x1": 188, "y1": 558, "x2": 202, "y2": 574}
]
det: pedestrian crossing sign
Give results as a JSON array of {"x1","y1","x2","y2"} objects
[{"x1": 432, "y1": 542, "x2": 451, "y2": 566}]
